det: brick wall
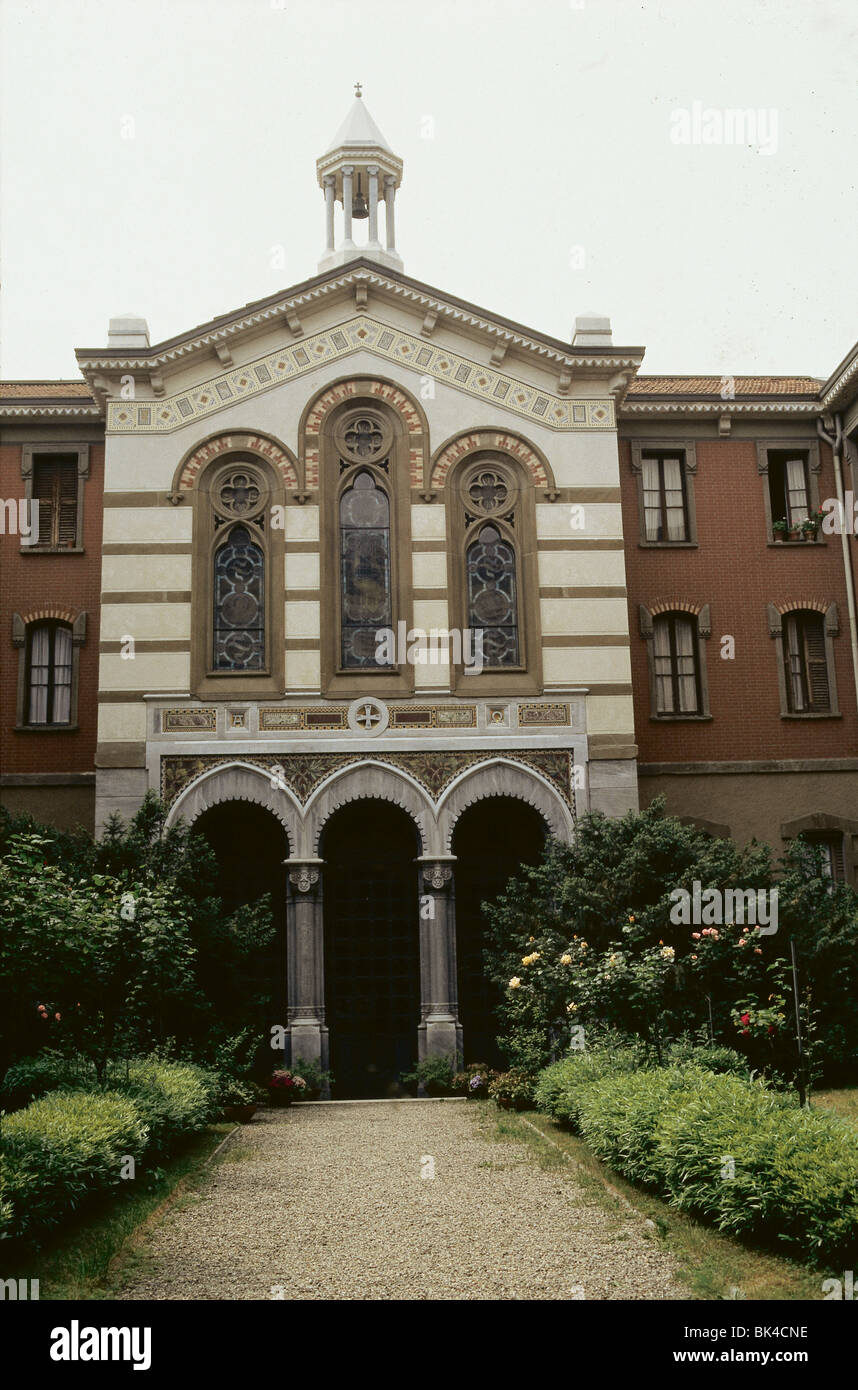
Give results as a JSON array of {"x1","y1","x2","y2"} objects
[
  {"x1": 619, "y1": 435, "x2": 858, "y2": 764},
  {"x1": 0, "y1": 440, "x2": 103, "y2": 778}
]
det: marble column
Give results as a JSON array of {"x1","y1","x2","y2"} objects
[
  {"x1": 342, "y1": 165, "x2": 354, "y2": 246},
  {"x1": 416, "y1": 857, "x2": 461, "y2": 1062},
  {"x1": 285, "y1": 858, "x2": 329, "y2": 1076},
  {"x1": 367, "y1": 165, "x2": 380, "y2": 247},
  {"x1": 384, "y1": 175, "x2": 396, "y2": 254},
  {"x1": 323, "y1": 175, "x2": 335, "y2": 252}
]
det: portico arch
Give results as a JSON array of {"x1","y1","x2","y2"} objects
[
  {"x1": 437, "y1": 757, "x2": 573, "y2": 852},
  {"x1": 164, "y1": 760, "x2": 302, "y2": 846}
]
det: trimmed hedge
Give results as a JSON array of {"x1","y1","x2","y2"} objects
[
  {"x1": 535, "y1": 1050, "x2": 858, "y2": 1260},
  {"x1": 0, "y1": 1090, "x2": 148, "y2": 1239},
  {"x1": 0, "y1": 1056, "x2": 222, "y2": 1239},
  {"x1": 116, "y1": 1060, "x2": 219, "y2": 1153},
  {"x1": 1, "y1": 1051, "x2": 98, "y2": 1110}
]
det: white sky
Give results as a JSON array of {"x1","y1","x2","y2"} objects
[{"x1": 1, "y1": 0, "x2": 856, "y2": 381}]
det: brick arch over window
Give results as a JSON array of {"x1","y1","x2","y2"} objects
[
  {"x1": 646, "y1": 600, "x2": 712, "y2": 628},
  {"x1": 429, "y1": 429, "x2": 556, "y2": 497},
  {"x1": 170, "y1": 429, "x2": 299, "y2": 502},
  {"x1": 301, "y1": 376, "x2": 428, "y2": 491},
  {"x1": 770, "y1": 598, "x2": 832, "y2": 619}
]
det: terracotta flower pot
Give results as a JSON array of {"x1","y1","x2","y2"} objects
[{"x1": 225, "y1": 1103, "x2": 257, "y2": 1123}]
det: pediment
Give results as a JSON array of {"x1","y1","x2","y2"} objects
[
  {"x1": 103, "y1": 313, "x2": 619, "y2": 437},
  {"x1": 76, "y1": 259, "x2": 644, "y2": 424}
]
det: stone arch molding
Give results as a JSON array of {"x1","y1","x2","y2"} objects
[
  {"x1": 429, "y1": 428, "x2": 556, "y2": 497},
  {"x1": 305, "y1": 761, "x2": 435, "y2": 858},
  {"x1": 164, "y1": 761, "x2": 300, "y2": 845},
  {"x1": 437, "y1": 759, "x2": 573, "y2": 853}
]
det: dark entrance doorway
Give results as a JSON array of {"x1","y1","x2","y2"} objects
[
  {"x1": 322, "y1": 801, "x2": 420, "y2": 1098},
  {"x1": 193, "y1": 802, "x2": 288, "y2": 1075},
  {"x1": 453, "y1": 798, "x2": 546, "y2": 1069}
]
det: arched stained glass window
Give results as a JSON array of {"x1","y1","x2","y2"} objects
[
  {"x1": 213, "y1": 524, "x2": 265, "y2": 670},
  {"x1": 466, "y1": 524, "x2": 519, "y2": 667},
  {"x1": 340, "y1": 470, "x2": 392, "y2": 667}
]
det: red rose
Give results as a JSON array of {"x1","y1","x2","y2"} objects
[
  {"x1": 767, "y1": 1025, "x2": 775, "y2": 1035},
  {"x1": 742, "y1": 1028, "x2": 750, "y2": 1035},
  {"x1": 740, "y1": 1013, "x2": 750, "y2": 1024}
]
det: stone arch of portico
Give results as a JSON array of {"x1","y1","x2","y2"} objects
[
  {"x1": 437, "y1": 759, "x2": 573, "y2": 852},
  {"x1": 164, "y1": 761, "x2": 301, "y2": 845},
  {"x1": 304, "y1": 761, "x2": 436, "y2": 858}
]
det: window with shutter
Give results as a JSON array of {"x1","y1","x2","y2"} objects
[
  {"x1": 801, "y1": 833, "x2": 845, "y2": 882},
  {"x1": 783, "y1": 611, "x2": 830, "y2": 713},
  {"x1": 32, "y1": 455, "x2": 79, "y2": 548}
]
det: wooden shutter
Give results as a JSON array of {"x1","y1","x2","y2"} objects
[
  {"x1": 32, "y1": 456, "x2": 78, "y2": 546},
  {"x1": 803, "y1": 615, "x2": 830, "y2": 712}
]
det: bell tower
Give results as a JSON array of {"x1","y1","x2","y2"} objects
[{"x1": 316, "y1": 85, "x2": 404, "y2": 273}]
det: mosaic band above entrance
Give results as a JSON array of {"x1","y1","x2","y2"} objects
[{"x1": 161, "y1": 748, "x2": 577, "y2": 813}]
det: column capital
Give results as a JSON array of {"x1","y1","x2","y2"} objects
[
  {"x1": 285, "y1": 857, "x2": 325, "y2": 894},
  {"x1": 417, "y1": 856, "x2": 456, "y2": 891}
]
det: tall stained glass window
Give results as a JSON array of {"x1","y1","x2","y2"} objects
[
  {"x1": 466, "y1": 524, "x2": 519, "y2": 667},
  {"x1": 213, "y1": 524, "x2": 265, "y2": 670},
  {"x1": 340, "y1": 471, "x2": 392, "y2": 668}
]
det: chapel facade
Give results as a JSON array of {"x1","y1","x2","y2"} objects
[{"x1": 3, "y1": 93, "x2": 858, "y2": 1093}]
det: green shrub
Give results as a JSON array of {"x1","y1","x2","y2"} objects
[
  {"x1": 0, "y1": 1089, "x2": 148, "y2": 1239},
  {"x1": 111, "y1": 1059, "x2": 219, "y2": 1152},
  {"x1": 400, "y1": 1056, "x2": 455, "y2": 1095},
  {"x1": 1, "y1": 1051, "x2": 98, "y2": 1110},
  {"x1": 655, "y1": 1071, "x2": 858, "y2": 1258},
  {"x1": 664, "y1": 1039, "x2": 751, "y2": 1077},
  {"x1": 533, "y1": 1045, "x2": 642, "y2": 1128},
  {"x1": 576, "y1": 1066, "x2": 705, "y2": 1186}
]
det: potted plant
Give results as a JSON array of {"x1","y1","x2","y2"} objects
[
  {"x1": 786, "y1": 518, "x2": 805, "y2": 541},
  {"x1": 451, "y1": 1062, "x2": 495, "y2": 1099},
  {"x1": 772, "y1": 518, "x2": 789, "y2": 542},
  {"x1": 488, "y1": 1069, "x2": 535, "y2": 1112},
  {"x1": 290, "y1": 1056, "x2": 334, "y2": 1100},
  {"x1": 802, "y1": 511, "x2": 824, "y2": 541},
  {"x1": 267, "y1": 1069, "x2": 307, "y2": 1107},
  {"x1": 222, "y1": 1079, "x2": 259, "y2": 1124},
  {"x1": 399, "y1": 1056, "x2": 455, "y2": 1097}
]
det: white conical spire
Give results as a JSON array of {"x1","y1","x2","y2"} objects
[{"x1": 316, "y1": 86, "x2": 404, "y2": 274}]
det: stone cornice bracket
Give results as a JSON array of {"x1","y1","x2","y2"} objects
[
  {"x1": 543, "y1": 488, "x2": 560, "y2": 502},
  {"x1": 767, "y1": 602, "x2": 782, "y2": 639},
  {"x1": 421, "y1": 310, "x2": 438, "y2": 337},
  {"x1": 639, "y1": 604, "x2": 654, "y2": 639},
  {"x1": 292, "y1": 490, "x2": 311, "y2": 504},
  {"x1": 11, "y1": 613, "x2": 25, "y2": 648},
  {"x1": 718, "y1": 412, "x2": 731, "y2": 436},
  {"x1": 557, "y1": 368, "x2": 572, "y2": 395},
  {"x1": 608, "y1": 370, "x2": 633, "y2": 400},
  {"x1": 354, "y1": 282, "x2": 369, "y2": 309},
  {"x1": 490, "y1": 339, "x2": 509, "y2": 367},
  {"x1": 215, "y1": 343, "x2": 233, "y2": 367},
  {"x1": 286, "y1": 310, "x2": 303, "y2": 338},
  {"x1": 697, "y1": 603, "x2": 712, "y2": 639},
  {"x1": 150, "y1": 373, "x2": 166, "y2": 397},
  {"x1": 166, "y1": 491, "x2": 185, "y2": 506},
  {"x1": 419, "y1": 489, "x2": 436, "y2": 502}
]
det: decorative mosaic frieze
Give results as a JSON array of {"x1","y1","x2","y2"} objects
[
  {"x1": 259, "y1": 706, "x2": 348, "y2": 731},
  {"x1": 106, "y1": 316, "x2": 615, "y2": 437},
  {"x1": 162, "y1": 748, "x2": 576, "y2": 814},
  {"x1": 518, "y1": 702, "x2": 570, "y2": 726},
  {"x1": 161, "y1": 707, "x2": 216, "y2": 732}
]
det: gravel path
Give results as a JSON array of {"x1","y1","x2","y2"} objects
[{"x1": 117, "y1": 1101, "x2": 681, "y2": 1301}]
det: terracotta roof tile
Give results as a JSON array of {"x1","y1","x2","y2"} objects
[
  {"x1": 0, "y1": 381, "x2": 94, "y2": 399},
  {"x1": 628, "y1": 375, "x2": 822, "y2": 397}
]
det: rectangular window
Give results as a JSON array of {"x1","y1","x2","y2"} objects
[
  {"x1": 768, "y1": 451, "x2": 810, "y2": 528},
  {"x1": 32, "y1": 455, "x2": 79, "y2": 548},
  {"x1": 641, "y1": 453, "x2": 688, "y2": 542},
  {"x1": 27, "y1": 624, "x2": 73, "y2": 725},
  {"x1": 801, "y1": 833, "x2": 845, "y2": 882},
  {"x1": 783, "y1": 611, "x2": 830, "y2": 713},
  {"x1": 653, "y1": 613, "x2": 699, "y2": 714}
]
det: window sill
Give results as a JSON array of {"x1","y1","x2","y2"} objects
[
  {"x1": 14, "y1": 724, "x2": 79, "y2": 733},
  {"x1": 19, "y1": 546, "x2": 84, "y2": 555},
  {"x1": 639, "y1": 541, "x2": 697, "y2": 549},
  {"x1": 781, "y1": 711, "x2": 841, "y2": 720},
  {"x1": 650, "y1": 714, "x2": 712, "y2": 722},
  {"x1": 767, "y1": 540, "x2": 826, "y2": 548}
]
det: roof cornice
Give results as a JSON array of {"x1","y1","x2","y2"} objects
[
  {"x1": 74, "y1": 260, "x2": 645, "y2": 378},
  {"x1": 820, "y1": 339, "x2": 858, "y2": 411},
  {"x1": 620, "y1": 398, "x2": 820, "y2": 418}
]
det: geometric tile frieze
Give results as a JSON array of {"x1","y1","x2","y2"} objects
[{"x1": 107, "y1": 316, "x2": 615, "y2": 435}]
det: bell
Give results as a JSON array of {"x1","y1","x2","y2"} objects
[{"x1": 352, "y1": 173, "x2": 369, "y2": 220}]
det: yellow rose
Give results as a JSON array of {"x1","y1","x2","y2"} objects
[
  {"x1": 509, "y1": 977, "x2": 521, "y2": 990},
  {"x1": 566, "y1": 1002, "x2": 577, "y2": 1013},
  {"x1": 560, "y1": 953, "x2": 572, "y2": 965}
]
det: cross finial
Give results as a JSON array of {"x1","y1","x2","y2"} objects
[{"x1": 354, "y1": 81, "x2": 362, "y2": 98}]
